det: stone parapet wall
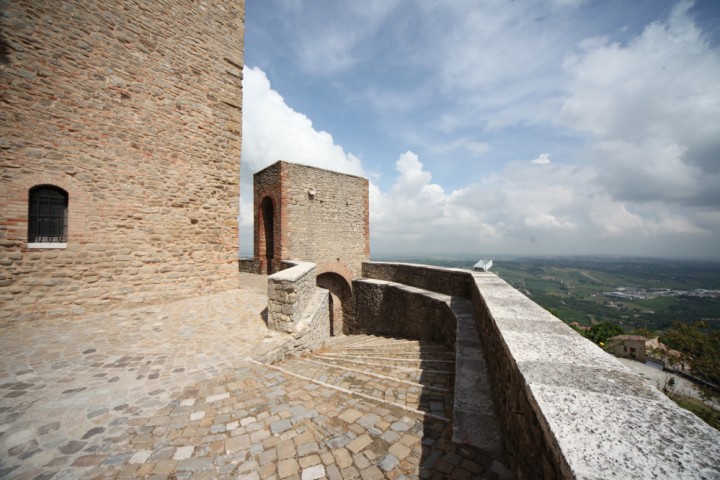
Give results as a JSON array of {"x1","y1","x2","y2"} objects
[
  {"x1": 267, "y1": 261, "x2": 316, "y2": 333},
  {"x1": 238, "y1": 258, "x2": 260, "y2": 274},
  {"x1": 350, "y1": 278, "x2": 456, "y2": 346},
  {"x1": 470, "y1": 272, "x2": 720, "y2": 479},
  {"x1": 0, "y1": 0, "x2": 245, "y2": 322},
  {"x1": 253, "y1": 288, "x2": 330, "y2": 364},
  {"x1": 362, "y1": 261, "x2": 472, "y2": 297},
  {"x1": 360, "y1": 262, "x2": 720, "y2": 479}
]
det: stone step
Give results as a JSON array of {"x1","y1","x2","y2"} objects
[
  {"x1": 331, "y1": 350, "x2": 455, "y2": 361},
  {"x1": 273, "y1": 335, "x2": 457, "y2": 421},
  {"x1": 325, "y1": 334, "x2": 430, "y2": 349},
  {"x1": 310, "y1": 356, "x2": 454, "y2": 390},
  {"x1": 318, "y1": 353, "x2": 455, "y2": 368},
  {"x1": 279, "y1": 358, "x2": 453, "y2": 417},
  {"x1": 342, "y1": 344, "x2": 451, "y2": 353}
]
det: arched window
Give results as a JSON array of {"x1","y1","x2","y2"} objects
[{"x1": 28, "y1": 185, "x2": 68, "y2": 244}]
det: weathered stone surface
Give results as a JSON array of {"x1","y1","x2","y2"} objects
[
  {"x1": 0, "y1": 0, "x2": 245, "y2": 322},
  {"x1": 471, "y1": 271, "x2": 720, "y2": 479},
  {"x1": 252, "y1": 161, "x2": 369, "y2": 280}
]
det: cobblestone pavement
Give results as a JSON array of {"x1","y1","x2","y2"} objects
[{"x1": 1, "y1": 274, "x2": 511, "y2": 479}]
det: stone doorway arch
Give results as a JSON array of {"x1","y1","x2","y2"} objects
[
  {"x1": 316, "y1": 272, "x2": 351, "y2": 336},
  {"x1": 259, "y1": 196, "x2": 275, "y2": 274}
]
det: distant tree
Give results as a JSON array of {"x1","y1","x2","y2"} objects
[
  {"x1": 587, "y1": 322, "x2": 624, "y2": 345},
  {"x1": 631, "y1": 327, "x2": 657, "y2": 339},
  {"x1": 661, "y1": 321, "x2": 720, "y2": 404},
  {"x1": 658, "y1": 375, "x2": 680, "y2": 402}
]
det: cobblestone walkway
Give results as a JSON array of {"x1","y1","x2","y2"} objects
[{"x1": 1, "y1": 275, "x2": 511, "y2": 479}]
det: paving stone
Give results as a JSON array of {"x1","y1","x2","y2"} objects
[
  {"x1": 237, "y1": 472, "x2": 260, "y2": 480},
  {"x1": 333, "y1": 448, "x2": 354, "y2": 469},
  {"x1": 174, "y1": 446, "x2": 195, "y2": 460},
  {"x1": 259, "y1": 462, "x2": 276, "y2": 478},
  {"x1": 176, "y1": 456, "x2": 213, "y2": 472},
  {"x1": 357, "y1": 413, "x2": 381, "y2": 429},
  {"x1": 299, "y1": 454, "x2": 321, "y2": 468},
  {"x1": 226, "y1": 434, "x2": 250, "y2": 453},
  {"x1": 301, "y1": 464, "x2": 325, "y2": 480},
  {"x1": 271, "y1": 419, "x2": 292, "y2": 435},
  {"x1": 354, "y1": 453, "x2": 371, "y2": 470},
  {"x1": 71, "y1": 454, "x2": 107, "y2": 467},
  {"x1": 389, "y1": 442, "x2": 412, "y2": 460},
  {"x1": 325, "y1": 463, "x2": 343, "y2": 480},
  {"x1": 58, "y1": 440, "x2": 86, "y2": 454},
  {"x1": 339, "y1": 408, "x2": 363, "y2": 423},
  {"x1": 347, "y1": 434, "x2": 373, "y2": 454},
  {"x1": 379, "y1": 454, "x2": 400, "y2": 472},
  {"x1": 0, "y1": 285, "x2": 510, "y2": 480},
  {"x1": 278, "y1": 458, "x2": 300, "y2": 478},
  {"x1": 277, "y1": 439, "x2": 296, "y2": 459},
  {"x1": 129, "y1": 449, "x2": 152, "y2": 464},
  {"x1": 360, "y1": 465, "x2": 384, "y2": 480},
  {"x1": 206, "y1": 392, "x2": 229, "y2": 403},
  {"x1": 342, "y1": 465, "x2": 361, "y2": 479},
  {"x1": 297, "y1": 442, "x2": 320, "y2": 457}
]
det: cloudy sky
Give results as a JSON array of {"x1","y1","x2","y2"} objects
[{"x1": 239, "y1": 0, "x2": 720, "y2": 259}]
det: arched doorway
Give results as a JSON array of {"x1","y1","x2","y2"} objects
[
  {"x1": 260, "y1": 197, "x2": 274, "y2": 274},
  {"x1": 316, "y1": 272, "x2": 351, "y2": 336}
]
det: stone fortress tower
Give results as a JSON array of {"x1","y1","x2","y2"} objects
[
  {"x1": 251, "y1": 161, "x2": 369, "y2": 279},
  {"x1": 0, "y1": 0, "x2": 245, "y2": 322},
  {"x1": 247, "y1": 160, "x2": 370, "y2": 335},
  {"x1": 1, "y1": 2, "x2": 719, "y2": 478}
]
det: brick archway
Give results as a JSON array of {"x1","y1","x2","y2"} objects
[
  {"x1": 254, "y1": 192, "x2": 280, "y2": 275},
  {"x1": 315, "y1": 263, "x2": 353, "y2": 336},
  {"x1": 316, "y1": 262, "x2": 353, "y2": 290}
]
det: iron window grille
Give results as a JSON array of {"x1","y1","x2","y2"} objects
[{"x1": 28, "y1": 186, "x2": 68, "y2": 243}]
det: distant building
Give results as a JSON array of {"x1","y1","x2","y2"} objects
[
  {"x1": 474, "y1": 259, "x2": 493, "y2": 272},
  {"x1": 607, "y1": 335, "x2": 660, "y2": 363}
]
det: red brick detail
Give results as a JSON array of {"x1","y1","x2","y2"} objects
[{"x1": 316, "y1": 262, "x2": 354, "y2": 291}]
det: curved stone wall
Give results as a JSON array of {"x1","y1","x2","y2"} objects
[{"x1": 360, "y1": 261, "x2": 720, "y2": 479}]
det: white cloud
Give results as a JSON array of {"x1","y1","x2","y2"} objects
[
  {"x1": 369, "y1": 150, "x2": 714, "y2": 255},
  {"x1": 531, "y1": 153, "x2": 552, "y2": 165},
  {"x1": 560, "y1": 0, "x2": 720, "y2": 207},
  {"x1": 292, "y1": 0, "x2": 402, "y2": 75},
  {"x1": 241, "y1": 67, "x2": 365, "y2": 177}
]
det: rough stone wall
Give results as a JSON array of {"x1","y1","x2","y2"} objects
[
  {"x1": 253, "y1": 161, "x2": 369, "y2": 279},
  {"x1": 253, "y1": 288, "x2": 330, "y2": 364},
  {"x1": 258, "y1": 260, "x2": 331, "y2": 363},
  {"x1": 267, "y1": 261, "x2": 316, "y2": 333},
  {"x1": 350, "y1": 278, "x2": 456, "y2": 346},
  {"x1": 362, "y1": 261, "x2": 472, "y2": 297},
  {"x1": 0, "y1": 0, "x2": 245, "y2": 322}
]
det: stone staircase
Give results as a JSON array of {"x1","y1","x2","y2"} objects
[{"x1": 269, "y1": 334, "x2": 457, "y2": 422}]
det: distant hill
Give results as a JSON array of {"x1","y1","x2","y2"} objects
[{"x1": 374, "y1": 255, "x2": 720, "y2": 332}]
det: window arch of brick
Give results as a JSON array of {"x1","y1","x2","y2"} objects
[{"x1": 28, "y1": 185, "x2": 68, "y2": 244}]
